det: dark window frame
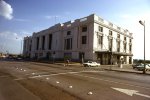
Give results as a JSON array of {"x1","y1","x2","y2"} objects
[
  {"x1": 49, "y1": 34, "x2": 52, "y2": 50},
  {"x1": 82, "y1": 36, "x2": 87, "y2": 44},
  {"x1": 42, "y1": 36, "x2": 45, "y2": 50},
  {"x1": 109, "y1": 30, "x2": 113, "y2": 36},
  {"x1": 82, "y1": 26, "x2": 87, "y2": 32},
  {"x1": 36, "y1": 37, "x2": 39, "y2": 50},
  {"x1": 64, "y1": 38, "x2": 72, "y2": 50},
  {"x1": 99, "y1": 26, "x2": 103, "y2": 32},
  {"x1": 67, "y1": 31, "x2": 71, "y2": 35}
]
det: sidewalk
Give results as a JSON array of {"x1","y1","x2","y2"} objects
[
  {"x1": 30, "y1": 61, "x2": 150, "y2": 75},
  {"x1": 55, "y1": 62, "x2": 150, "y2": 75},
  {"x1": 100, "y1": 65, "x2": 150, "y2": 75}
]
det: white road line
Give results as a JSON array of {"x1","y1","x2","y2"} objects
[
  {"x1": 29, "y1": 70, "x2": 104, "y2": 78},
  {"x1": 74, "y1": 73, "x2": 150, "y2": 90},
  {"x1": 14, "y1": 78, "x2": 26, "y2": 80},
  {"x1": 14, "y1": 70, "x2": 104, "y2": 81},
  {"x1": 29, "y1": 72, "x2": 79, "y2": 78}
]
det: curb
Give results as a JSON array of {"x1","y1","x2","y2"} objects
[{"x1": 104, "y1": 68, "x2": 150, "y2": 75}]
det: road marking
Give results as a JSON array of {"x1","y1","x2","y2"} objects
[
  {"x1": 112, "y1": 87, "x2": 150, "y2": 98},
  {"x1": 14, "y1": 70, "x2": 104, "y2": 81},
  {"x1": 74, "y1": 74, "x2": 150, "y2": 90},
  {"x1": 14, "y1": 78, "x2": 26, "y2": 80},
  {"x1": 56, "y1": 81, "x2": 60, "y2": 84},
  {"x1": 69, "y1": 85, "x2": 73, "y2": 88},
  {"x1": 28, "y1": 70, "x2": 104, "y2": 78}
]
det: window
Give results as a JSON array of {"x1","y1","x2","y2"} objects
[
  {"x1": 36, "y1": 37, "x2": 39, "y2": 50},
  {"x1": 82, "y1": 26, "x2": 87, "y2": 32},
  {"x1": 129, "y1": 45, "x2": 132, "y2": 52},
  {"x1": 124, "y1": 36, "x2": 126, "y2": 41},
  {"x1": 129, "y1": 39, "x2": 132, "y2": 42},
  {"x1": 64, "y1": 38, "x2": 72, "y2": 50},
  {"x1": 29, "y1": 45, "x2": 31, "y2": 51},
  {"x1": 49, "y1": 34, "x2": 52, "y2": 50},
  {"x1": 117, "y1": 41, "x2": 120, "y2": 52},
  {"x1": 98, "y1": 26, "x2": 103, "y2": 32},
  {"x1": 117, "y1": 33, "x2": 120, "y2": 38},
  {"x1": 98, "y1": 35, "x2": 103, "y2": 48},
  {"x1": 124, "y1": 43, "x2": 126, "y2": 52},
  {"x1": 109, "y1": 39, "x2": 113, "y2": 51},
  {"x1": 109, "y1": 30, "x2": 113, "y2": 36},
  {"x1": 42, "y1": 36, "x2": 45, "y2": 50},
  {"x1": 67, "y1": 31, "x2": 71, "y2": 35},
  {"x1": 82, "y1": 36, "x2": 87, "y2": 44},
  {"x1": 24, "y1": 40, "x2": 26, "y2": 50}
]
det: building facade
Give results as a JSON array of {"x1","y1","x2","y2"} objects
[{"x1": 23, "y1": 14, "x2": 133, "y2": 65}]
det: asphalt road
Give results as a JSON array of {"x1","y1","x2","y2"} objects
[{"x1": 0, "y1": 61, "x2": 150, "y2": 100}]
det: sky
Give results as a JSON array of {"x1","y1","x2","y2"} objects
[{"x1": 0, "y1": 0, "x2": 150, "y2": 59}]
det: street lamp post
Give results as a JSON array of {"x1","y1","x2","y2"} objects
[{"x1": 139, "y1": 20, "x2": 146, "y2": 74}]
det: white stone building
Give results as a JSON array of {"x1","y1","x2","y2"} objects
[{"x1": 23, "y1": 14, "x2": 133, "y2": 65}]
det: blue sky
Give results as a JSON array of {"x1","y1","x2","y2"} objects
[{"x1": 0, "y1": 0, "x2": 150, "y2": 59}]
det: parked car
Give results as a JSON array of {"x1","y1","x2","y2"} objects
[
  {"x1": 83, "y1": 61, "x2": 100, "y2": 67},
  {"x1": 132, "y1": 63, "x2": 150, "y2": 71}
]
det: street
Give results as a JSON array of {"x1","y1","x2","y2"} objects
[{"x1": 0, "y1": 61, "x2": 150, "y2": 100}]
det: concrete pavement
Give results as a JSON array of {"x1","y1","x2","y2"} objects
[
  {"x1": 0, "y1": 77, "x2": 41, "y2": 100},
  {"x1": 1, "y1": 61, "x2": 150, "y2": 100},
  {"x1": 52, "y1": 62, "x2": 150, "y2": 75}
]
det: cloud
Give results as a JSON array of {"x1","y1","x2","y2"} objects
[
  {"x1": 0, "y1": 31, "x2": 31, "y2": 54},
  {"x1": 0, "y1": 31, "x2": 31, "y2": 41},
  {"x1": 0, "y1": 0, "x2": 13, "y2": 20},
  {"x1": 0, "y1": 31, "x2": 20, "y2": 54},
  {"x1": 0, "y1": 31, "x2": 18, "y2": 40}
]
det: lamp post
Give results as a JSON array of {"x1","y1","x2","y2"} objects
[{"x1": 139, "y1": 20, "x2": 146, "y2": 74}]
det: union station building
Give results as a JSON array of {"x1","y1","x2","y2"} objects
[{"x1": 23, "y1": 14, "x2": 133, "y2": 65}]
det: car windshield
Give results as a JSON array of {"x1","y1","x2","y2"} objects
[{"x1": 88, "y1": 61, "x2": 93, "y2": 63}]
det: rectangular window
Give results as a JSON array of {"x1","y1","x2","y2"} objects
[
  {"x1": 49, "y1": 34, "x2": 52, "y2": 50},
  {"x1": 67, "y1": 31, "x2": 71, "y2": 35},
  {"x1": 117, "y1": 33, "x2": 120, "y2": 38},
  {"x1": 124, "y1": 43, "x2": 126, "y2": 52},
  {"x1": 98, "y1": 35, "x2": 103, "y2": 48},
  {"x1": 24, "y1": 40, "x2": 26, "y2": 51},
  {"x1": 109, "y1": 39, "x2": 113, "y2": 51},
  {"x1": 117, "y1": 41, "x2": 120, "y2": 52},
  {"x1": 99, "y1": 26, "x2": 103, "y2": 32},
  {"x1": 124, "y1": 36, "x2": 126, "y2": 41},
  {"x1": 129, "y1": 45, "x2": 132, "y2": 52},
  {"x1": 82, "y1": 26, "x2": 87, "y2": 32},
  {"x1": 42, "y1": 36, "x2": 45, "y2": 50},
  {"x1": 82, "y1": 36, "x2": 87, "y2": 44},
  {"x1": 36, "y1": 37, "x2": 39, "y2": 50},
  {"x1": 64, "y1": 38, "x2": 72, "y2": 50},
  {"x1": 129, "y1": 39, "x2": 132, "y2": 42},
  {"x1": 109, "y1": 30, "x2": 113, "y2": 36}
]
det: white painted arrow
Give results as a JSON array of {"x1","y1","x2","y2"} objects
[{"x1": 111, "y1": 87, "x2": 150, "y2": 99}]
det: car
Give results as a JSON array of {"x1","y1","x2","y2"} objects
[
  {"x1": 83, "y1": 61, "x2": 100, "y2": 67},
  {"x1": 133, "y1": 63, "x2": 150, "y2": 71}
]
